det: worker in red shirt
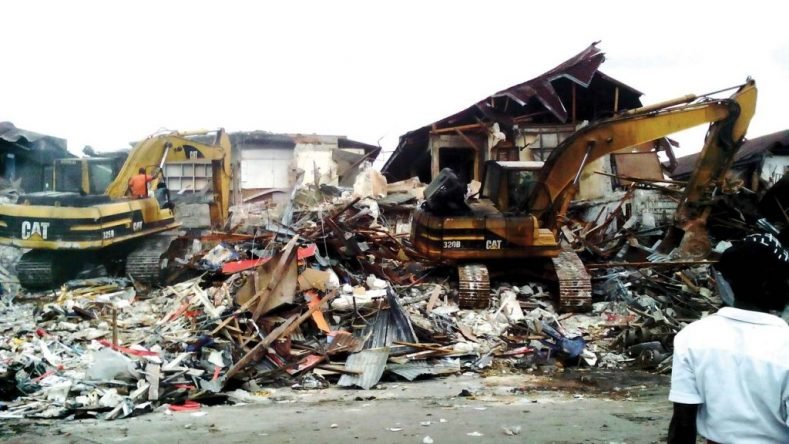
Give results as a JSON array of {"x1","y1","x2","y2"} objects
[{"x1": 127, "y1": 167, "x2": 158, "y2": 199}]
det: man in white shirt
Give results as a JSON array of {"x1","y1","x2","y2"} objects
[{"x1": 668, "y1": 233, "x2": 789, "y2": 443}]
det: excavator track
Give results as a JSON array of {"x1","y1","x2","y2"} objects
[
  {"x1": 551, "y1": 247, "x2": 592, "y2": 312},
  {"x1": 457, "y1": 263, "x2": 491, "y2": 309},
  {"x1": 16, "y1": 250, "x2": 83, "y2": 289},
  {"x1": 17, "y1": 251, "x2": 58, "y2": 289},
  {"x1": 125, "y1": 236, "x2": 174, "y2": 285}
]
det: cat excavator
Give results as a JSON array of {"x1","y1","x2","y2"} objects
[
  {"x1": 0, "y1": 129, "x2": 233, "y2": 288},
  {"x1": 411, "y1": 79, "x2": 757, "y2": 312}
]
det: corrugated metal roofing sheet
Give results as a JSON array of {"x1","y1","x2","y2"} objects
[
  {"x1": 386, "y1": 358, "x2": 461, "y2": 381},
  {"x1": 337, "y1": 347, "x2": 390, "y2": 390},
  {"x1": 0, "y1": 121, "x2": 67, "y2": 152}
]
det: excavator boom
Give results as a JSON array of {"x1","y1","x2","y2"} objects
[
  {"x1": 529, "y1": 80, "x2": 757, "y2": 231},
  {"x1": 106, "y1": 129, "x2": 233, "y2": 227}
]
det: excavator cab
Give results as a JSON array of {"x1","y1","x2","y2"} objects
[
  {"x1": 50, "y1": 157, "x2": 125, "y2": 195},
  {"x1": 479, "y1": 161, "x2": 544, "y2": 214}
]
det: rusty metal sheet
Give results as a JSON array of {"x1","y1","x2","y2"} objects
[
  {"x1": 612, "y1": 152, "x2": 664, "y2": 185},
  {"x1": 327, "y1": 331, "x2": 365, "y2": 355}
]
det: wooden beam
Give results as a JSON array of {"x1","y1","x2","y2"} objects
[
  {"x1": 425, "y1": 285, "x2": 442, "y2": 314},
  {"x1": 454, "y1": 129, "x2": 481, "y2": 152},
  {"x1": 316, "y1": 364, "x2": 363, "y2": 376},
  {"x1": 430, "y1": 122, "x2": 485, "y2": 135},
  {"x1": 146, "y1": 364, "x2": 160, "y2": 401},
  {"x1": 512, "y1": 110, "x2": 550, "y2": 123},
  {"x1": 224, "y1": 290, "x2": 338, "y2": 382}
]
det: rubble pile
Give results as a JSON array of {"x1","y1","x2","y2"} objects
[
  {"x1": 0, "y1": 237, "x2": 592, "y2": 420},
  {"x1": 0, "y1": 174, "x2": 783, "y2": 421}
]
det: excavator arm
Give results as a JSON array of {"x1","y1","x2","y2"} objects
[
  {"x1": 105, "y1": 129, "x2": 233, "y2": 228},
  {"x1": 528, "y1": 80, "x2": 757, "y2": 243}
]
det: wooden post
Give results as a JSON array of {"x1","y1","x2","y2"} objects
[
  {"x1": 111, "y1": 307, "x2": 118, "y2": 349},
  {"x1": 614, "y1": 87, "x2": 620, "y2": 113},
  {"x1": 454, "y1": 129, "x2": 483, "y2": 181}
]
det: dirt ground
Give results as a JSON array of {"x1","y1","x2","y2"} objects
[{"x1": 1, "y1": 370, "x2": 673, "y2": 444}]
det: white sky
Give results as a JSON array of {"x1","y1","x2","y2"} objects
[{"x1": 1, "y1": 1, "x2": 787, "y2": 162}]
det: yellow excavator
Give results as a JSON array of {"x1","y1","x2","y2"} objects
[
  {"x1": 411, "y1": 79, "x2": 757, "y2": 311},
  {"x1": 0, "y1": 129, "x2": 233, "y2": 288}
]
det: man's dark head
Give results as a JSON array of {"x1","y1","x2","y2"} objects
[
  {"x1": 138, "y1": 167, "x2": 146, "y2": 174},
  {"x1": 718, "y1": 233, "x2": 789, "y2": 312}
]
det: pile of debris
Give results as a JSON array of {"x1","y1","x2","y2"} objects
[
  {"x1": 1, "y1": 171, "x2": 779, "y2": 421},
  {"x1": 0, "y1": 232, "x2": 598, "y2": 420}
]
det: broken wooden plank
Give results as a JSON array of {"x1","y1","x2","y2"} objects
[
  {"x1": 146, "y1": 364, "x2": 160, "y2": 401},
  {"x1": 315, "y1": 364, "x2": 363, "y2": 376},
  {"x1": 585, "y1": 260, "x2": 717, "y2": 269},
  {"x1": 105, "y1": 382, "x2": 150, "y2": 420},
  {"x1": 210, "y1": 238, "x2": 300, "y2": 335},
  {"x1": 252, "y1": 237, "x2": 299, "y2": 321},
  {"x1": 425, "y1": 284, "x2": 442, "y2": 314},
  {"x1": 224, "y1": 290, "x2": 338, "y2": 382},
  {"x1": 306, "y1": 291, "x2": 331, "y2": 332}
]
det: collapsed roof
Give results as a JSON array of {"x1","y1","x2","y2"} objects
[{"x1": 382, "y1": 42, "x2": 643, "y2": 181}]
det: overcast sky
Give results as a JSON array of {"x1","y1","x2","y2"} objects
[{"x1": 1, "y1": 1, "x2": 786, "y2": 162}]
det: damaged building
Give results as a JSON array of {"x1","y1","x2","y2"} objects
[
  {"x1": 670, "y1": 128, "x2": 789, "y2": 191},
  {"x1": 382, "y1": 42, "x2": 675, "y2": 205},
  {"x1": 0, "y1": 121, "x2": 72, "y2": 194},
  {"x1": 0, "y1": 41, "x2": 787, "y2": 443},
  {"x1": 162, "y1": 131, "x2": 379, "y2": 203},
  {"x1": 156, "y1": 131, "x2": 380, "y2": 227},
  {"x1": 228, "y1": 132, "x2": 380, "y2": 202},
  {"x1": 382, "y1": 43, "x2": 682, "y2": 244}
]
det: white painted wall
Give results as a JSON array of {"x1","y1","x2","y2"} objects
[
  {"x1": 293, "y1": 143, "x2": 338, "y2": 186},
  {"x1": 241, "y1": 147, "x2": 292, "y2": 188}
]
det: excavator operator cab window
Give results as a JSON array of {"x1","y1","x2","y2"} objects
[
  {"x1": 507, "y1": 169, "x2": 538, "y2": 212},
  {"x1": 481, "y1": 164, "x2": 502, "y2": 201},
  {"x1": 54, "y1": 160, "x2": 83, "y2": 193},
  {"x1": 88, "y1": 159, "x2": 117, "y2": 194},
  {"x1": 481, "y1": 161, "x2": 541, "y2": 213}
]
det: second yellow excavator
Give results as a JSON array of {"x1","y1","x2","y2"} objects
[
  {"x1": 0, "y1": 129, "x2": 233, "y2": 288},
  {"x1": 411, "y1": 80, "x2": 757, "y2": 311}
]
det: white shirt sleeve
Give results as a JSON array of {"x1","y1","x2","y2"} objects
[{"x1": 668, "y1": 329, "x2": 703, "y2": 404}]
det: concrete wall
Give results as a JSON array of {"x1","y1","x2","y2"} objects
[
  {"x1": 241, "y1": 147, "x2": 293, "y2": 189},
  {"x1": 239, "y1": 136, "x2": 366, "y2": 191},
  {"x1": 575, "y1": 156, "x2": 614, "y2": 201},
  {"x1": 292, "y1": 143, "x2": 339, "y2": 186}
]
